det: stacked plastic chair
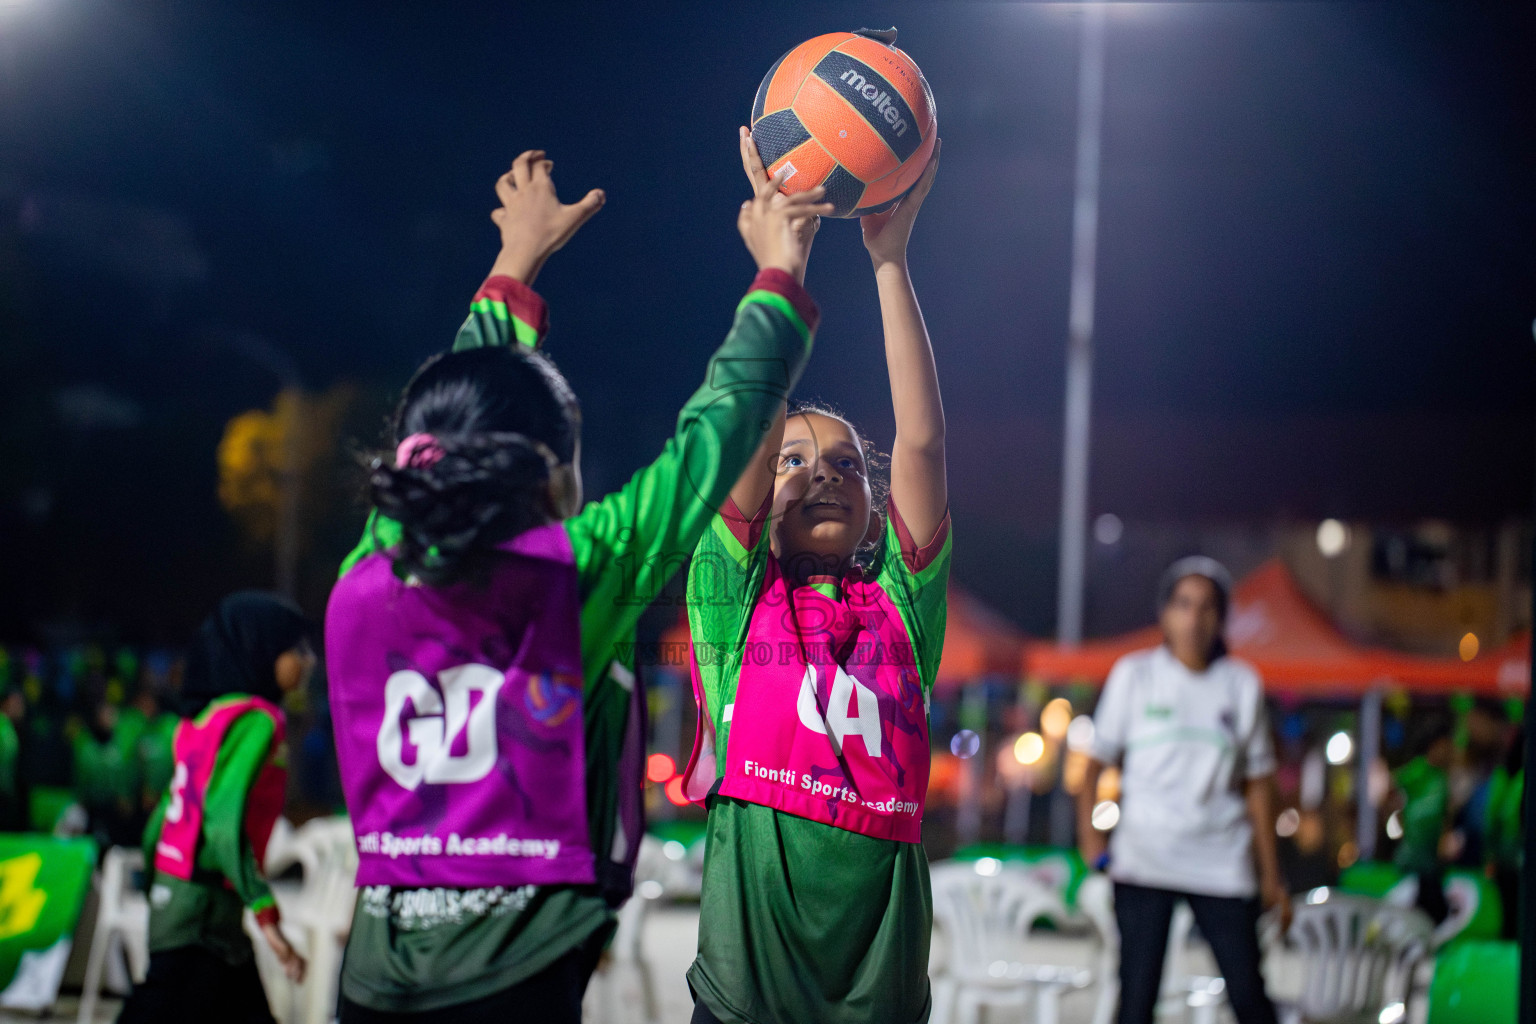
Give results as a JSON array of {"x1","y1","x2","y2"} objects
[
  {"x1": 1289, "y1": 888, "x2": 1432, "y2": 1024},
  {"x1": 929, "y1": 859, "x2": 1094, "y2": 1024},
  {"x1": 76, "y1": 847, "x2": 150, "y2": 1024}
]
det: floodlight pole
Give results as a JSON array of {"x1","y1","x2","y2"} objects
[
  {"x1": 1522, "y1": 318, "x2": 1536, "y2": 1024},
  {"x1": 1057, "y1": 1, "x2": 1107, "y2": 646}
]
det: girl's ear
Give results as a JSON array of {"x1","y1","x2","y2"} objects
[
  {"x1": 545, "y1": 465, "x2": 581, "y2": 521},
  {"x1": 861, "y1": 510, "x2": 883, "y2": 550}
]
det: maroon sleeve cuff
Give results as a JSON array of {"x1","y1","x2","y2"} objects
[
  {"x1": 253, "y1": 903, "x2": 281, "y2": 929},
  {"x1": 720, "y1": 491, "x2": 773, "y2": 551},
  {"x1": 476, "y1": 274, "x2": 550, "y2": 338},
  {"x1": 749, "y1": 268, "x2": 819, "y2": 334},
  {"x1": 888, "y1": 496, "x2": 951, "y2": 575}
]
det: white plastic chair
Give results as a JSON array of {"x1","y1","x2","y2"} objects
[
  {"x1": 1290, "y1": 889, "x2": 1432, "y2": 1024},
  {"x1": 587, "y1": 835, "x2": 665, "y2": 1024},
  {"x1": 1073, "y1": 873, "x2": 1121, "y2": 1024},
  {"x1": 248, "y1": 816, "x2": 358, "y2": 1024},
  {"x1": 929, "y1": 860, "x2": 1092, "y2": 1024},
  {"x1": 285, "y1": 817, "x2": 358, "y2": 1024},
  {"x1": 77, "y1": 846, "x2": 149, "y2": 1024}
]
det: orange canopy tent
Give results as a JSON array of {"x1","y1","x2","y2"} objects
[
  {"x1": 934, "y1": 587, "x2": 1030, "y2": 692},
  {"x1": 1022, "y1": 559, "x2": 1530, "y2": 698},
  {"x1": 656, "y1": 585, "x2": 1028, "y2": 692}
]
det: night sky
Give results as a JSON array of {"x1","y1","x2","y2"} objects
[{"x1": 1, "y1": 1, "x2": 1533, "y2": 643}]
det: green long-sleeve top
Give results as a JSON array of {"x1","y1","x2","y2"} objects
[
  {"x1": 336, "y1": 268, "x2": 818, "y2": 1013},
  {"x1": 143, "y1": 706, "x2": 282, "y2": 964},
  {"x1": 1392, "y1": 755, "x2": 1449, "y2": 875}
]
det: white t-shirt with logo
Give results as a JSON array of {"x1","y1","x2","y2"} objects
[{"x1": 1089, "y1": 645, "x2": 1276, "y2": 898}]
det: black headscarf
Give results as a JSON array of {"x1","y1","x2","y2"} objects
[{"x1": 179, "y1": 591, "x2": 316, "y2": 718}]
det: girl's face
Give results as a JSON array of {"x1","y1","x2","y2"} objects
[
  {"x1": 274, "y1": 640, "x2": 317, "y2": 694},
  {"x1": 547, "y1": 436, "x2": 583, "y2": 520},
  {"x1": 1159, "y1": 575, "x2": 1223, "y2": 670},
  {"x1": 770, "y1": 413, "x2": 876, "y2": 573}
]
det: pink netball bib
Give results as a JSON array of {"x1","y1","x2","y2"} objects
[
  {"x1": 154, "y1": 696, "x2": 287, "y2": 880},
  {"x1": 699, "y1": 563, "x2": 930, "y2": 843}
]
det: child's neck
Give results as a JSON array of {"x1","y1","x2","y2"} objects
[{"x1": 776, "y1": 548, "x2": 857, "y2": 587}]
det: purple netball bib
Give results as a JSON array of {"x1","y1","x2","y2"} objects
[{"x1": 325, "y1": 523, "x2": 594, "y2": 888}]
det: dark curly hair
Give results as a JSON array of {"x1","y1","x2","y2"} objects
[
  {"x1": 368, "y1": 346, "x2": 580, "y2": 586},
  {"x1": 786, "y1": 400, "x2": 890, "y2": 555}
]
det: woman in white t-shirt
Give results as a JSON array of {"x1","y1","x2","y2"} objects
[{"x1": 1077, "y1": 556, "x2": 1290, "y2": 1024}]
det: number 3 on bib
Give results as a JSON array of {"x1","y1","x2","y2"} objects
[
  {"x1": 797, "y1": 664, "x2": 882, "y2": 757},
  {"x1": 164, "y1": 761, "x2": 189, "y2": 823}
]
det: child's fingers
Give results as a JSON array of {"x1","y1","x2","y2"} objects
[
  {"x1": 786, "y1": 203, "x2": 835, "y2": 223},
  {"x1": 905, "y1": 139, "x2": 941, "y2": 207},
  {"x1": 494, "y1": 171, "x2": 517, "y2": 207},
  {"x1": 776, "y1": 186, "x2": 827, "y2": 209},
  {"x1": 568, "y1": 188, "x2": 606, "y2": 226},
  {"x1": 511, "y1": 150, "x2": 546, "y2": 188},
  {"x1": 740, "y1": 126, "x2": 769, "y2": 188},
  {"x1": 755, "y1": 167, "x2": 790, "y2": 203},
  {"x1": 885, "y1": 140, "x2": 941, "y2": 226}
]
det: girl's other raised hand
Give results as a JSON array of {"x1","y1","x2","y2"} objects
[
  {"x1": 860, "y1": 139, "x2": 941, "y2": 271},
  {"x1": 489, "y1": 149, "x2": 606, "y2": 286}
]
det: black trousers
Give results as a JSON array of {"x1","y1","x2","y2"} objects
[
  {"x1": 117, "y1": 946, "x2": 276, "y2": 1024},
  {"x1": 338, "y1": 934, "x2": 604, "y2": 1024},
  {"x1": 1412, "y1": 867, "x2": 1449, "y2": 926},
  {"x1": 1112, "y1": 881, "x2": 1278, "y2": 1024}
]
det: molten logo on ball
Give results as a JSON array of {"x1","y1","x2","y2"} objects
[{"x1": 838, "y1": 69, "x2": 909, "y2": 136}]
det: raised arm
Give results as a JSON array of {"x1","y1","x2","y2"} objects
[
  {"x1": 453, "y1": 149, "x2": 605, "y2": 353},
  {"x1": 729, "y1": 128, "x2": 821, "y2": 521},
  {"x1": 570, "y1": 161, "x2": 831, "y2": 654},
  {"x1": 862, "y1": 142, "x2": 946, "y2": 547},
  {"x1": 341, "y1": 152, "x2": 603, "y2": 577}
]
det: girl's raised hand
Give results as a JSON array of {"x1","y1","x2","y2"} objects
[
  {"x1": 489, "y1": 149, "x2": 606, "y2": 285},
  {"x1": 737, "y1": 127, "x2": 829, "y2": 284},
  {"x1": 861, "y1": 139, "x2": 941, "y2": 270}
]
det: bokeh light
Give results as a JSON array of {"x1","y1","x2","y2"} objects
[
  {"x1": 1091, "y1": 800, "x2": 1120, "y2": 831},
  {"x1": 1459, "y1": 632, "x2": 1479, "y2": 661},
  {"x1": 1093, "y1": 512, "x2": 1123, "y2": 545},
  {"x1": 1041, "y1": 698, "x2": 1073, "y2": 740},
  {"x1": 646, "y1": 752, "x2": 676, "y2": 784},
  {"x1": 1325, "y1": 731, "x2": 1353, "y2": 765},
  {"x1": 1066, "y1": 714, "x2": 1096, "y2": 752},
  {"x1": 664, "y1": 777, "x2": 689, "y2": 807},
  {"x1": 951, "y1": 729, "x2": 980, "y2": 759},
  {"x1": 1275, "y1": 808, "x2": 1300, "y2": 838},
  {"x1": 1316, "y1": 518, "x2": 1349, "y2": 558},
  {"x1": 1013, "y1": 731, "x2": 1045, "y2": 765}
]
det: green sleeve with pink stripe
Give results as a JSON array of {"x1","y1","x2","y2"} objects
[
  {"x1": 453, "y1": 275, "x2": 549, "y2": 351},
  {"x1": 196, "y1": 711, "x2": 279, "y2": 914}
]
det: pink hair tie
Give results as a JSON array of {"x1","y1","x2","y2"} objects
[{"x1": 396, "y1": 432, "x2": 445, "y2": 469}]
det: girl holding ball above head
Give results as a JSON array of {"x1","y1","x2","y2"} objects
[
  {"x1": 682, "y1": 130, "x2": 947, "y2": 1024},
  {"x1": 324, "y1": 150, "x2": 831, "y2": 1022}
]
